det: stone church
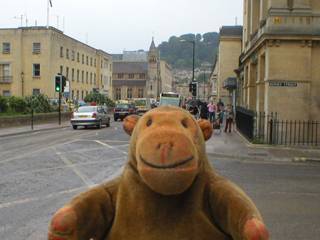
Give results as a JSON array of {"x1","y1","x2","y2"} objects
[{"x1": 112, "y1": 38, "x2": 174, "y2": 105}]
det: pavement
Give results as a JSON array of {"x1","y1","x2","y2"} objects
[{"x1": 1, "y1": 120, "x2": 319, "y2": 163}]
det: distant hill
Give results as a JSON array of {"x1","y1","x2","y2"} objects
[{"x1": 157, "y1": 32, "x2": 219, "y2": 69}]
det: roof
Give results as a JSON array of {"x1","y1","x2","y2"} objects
[
  {"x1": 112, "y1": 79, "x2": 146, "y2": 87},
  {"x1": 113, "y1": 61, "x2": 148, "y2": 74},
  {"x1": 219, "y1": 26, "x2": 243, "y2": 36}
]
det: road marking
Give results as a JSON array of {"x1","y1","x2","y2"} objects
[
  {"x1": 0, "y1": 139, "x2": 79, "y2": 164},
  {"x1": 0, "y1": 187, "x2": 84, "y2": 209},
  {"x1": 270, "y1": 191, "x2": 319, "y2": 196},
  {"x1": 59, "y1": 154, "x2": 96, "y2": 188},
  {"x1": 95, "y1": 140, "x2": 128, "y2": 154}
]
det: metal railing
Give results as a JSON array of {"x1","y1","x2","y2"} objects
[
  {"x1": 0, "y1": 76, "x2": 12, "y2": 83},
  {"x1": 236, "y1": 107, "x2": 319, "y2": 146}
]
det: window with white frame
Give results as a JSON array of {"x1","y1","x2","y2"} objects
[
  {"x1": 33, "y1": 43, "x2": 41, "y2": 54},
  {"x1": 3, "y1": 64, "x2": 10, "y2": 79},
  {"x1": 33, "y1": 64, "x2": 40, "y2": 77},
  {"x1": 213, "y1": 80, "x2": 217, "y2": 92},
  {"x1": 3, "y1": 43, "x2": 10, "y2": 53}
]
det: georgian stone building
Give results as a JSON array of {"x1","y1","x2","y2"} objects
[
  {"x1": 236, "y1": 0, "x2": 320, "y2": 121},
  {"x1": 210, "y1": 26, "x2": 243, "y2": 105},
  {"x1": 0, "y1": 27, "x2": 112, "y2": 101},
  {"x1": 112, "y1": 38, "x2": 174, "y2": 104}
]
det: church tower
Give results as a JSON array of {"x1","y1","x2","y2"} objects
[{"x1": 147, "y1": 37, "x2": 159, "y2": 100}]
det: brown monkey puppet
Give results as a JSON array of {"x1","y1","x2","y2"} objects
[{"x1": 48, "y1": 106, "x2": 270, "y2": 240}]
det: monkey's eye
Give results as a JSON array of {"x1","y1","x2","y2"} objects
[
  {"x1": 181, "y1": 120, "x2": 188, "y2": 128},
  {"x1": 147, "y1": 119, "x2": 152, "y2": 126}
]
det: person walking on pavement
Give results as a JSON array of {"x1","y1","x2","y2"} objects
[
  {"x1": 224, "y1": 102, "x2": 234, "y2": 133},
  {"x1": 207, "y1": 100, "x2": 216, "y2": 123},
  {"x1": 217, "y1": 98, "x2": 225, "y2": 124},
  {"x1": 200, "y1": 100, "x2": 209, "y2": 120}
]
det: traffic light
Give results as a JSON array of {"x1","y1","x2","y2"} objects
[
  {"x1": 189, "y1": 82, "x2": 197, "y2": 96},
  {"x1": 55, "y1": 75, "x2": 62, "y2": 92}
]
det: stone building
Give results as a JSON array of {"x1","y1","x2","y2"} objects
[
  {"x1": 236, "y1": 0, "x2": 320, "y2": 121},
  {"x1": 209, "y1": 26, "x2": 243, "y2": 105},
  {"x1": 0, "y1": 27, "x2": 112, "y2": 101},
  {"x1": 112, "y1": 38, "x2": 174, "y2": 104}
]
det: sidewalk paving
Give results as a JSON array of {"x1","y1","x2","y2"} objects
[{"x1": 1, "y1": 120, "x2": 319, "y2": 163}]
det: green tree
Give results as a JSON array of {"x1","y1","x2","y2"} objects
[
  {"x1": 0, "y1": 95, "x2": 9, "y2": 113},
  {"x1": 84, "y1": 93, "x2": 115, "y2": 107},
  {"x1": 24, "y1": 93, "x2": 53, "y2": 113},
  {"x1": 158, "y1": 32, "x2": 219, "y2": 69},
  {"x1": 8, "y1": 96, "x2": 27, "y2": 113}
]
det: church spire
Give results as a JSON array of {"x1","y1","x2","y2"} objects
[{"x1": 149, "y1": 37, "x2": 157, "y2": 53}]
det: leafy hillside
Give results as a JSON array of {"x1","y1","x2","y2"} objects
[{"x1": 157, "y1": 32, "x2": 219, "y2": 69}]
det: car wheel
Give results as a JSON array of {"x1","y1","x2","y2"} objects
[
  {"x1": 73, "y1": 125, "x2": 77, "y2": 130},
  {"x1": 106, "y1": 118, "x2": 110, "y2": 127},
  {"x1": 97, "y1": 120, "x2": 102, "y2": 129},
  {"x1": 114, "y1": 117, "x2": 117, "y2": 121},
  {"x1": 121, "y1": 118, "x2": 124, "y2": 121}
]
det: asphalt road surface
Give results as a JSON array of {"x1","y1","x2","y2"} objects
[{"x1": 0, "y1": 119, "x2": 319, "y2": 240}]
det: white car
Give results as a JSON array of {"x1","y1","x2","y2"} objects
[{"x1": 71, "y1": 106, "x2": 110, "y2": 130}]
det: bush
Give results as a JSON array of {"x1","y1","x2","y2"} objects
[
  {"x1": 84, "y1": 93, "x2": 115, "y2": 107},
  {"x1": 8, "y1": 96, "x2": 27, "y2": 113},
  {"x1": 24, "y1": 93, "x2": 53, "y2": 113},
  {"x1": 0, "y1": 95, "x2": 8, "y2": 113}
]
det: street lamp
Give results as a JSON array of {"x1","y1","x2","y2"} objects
[
  {"x1": 21, "y1": 71, "x2": 24, "y2": 97},
  {"x1": 180, "y1": 39, "x2": 196, "y2": 98}
]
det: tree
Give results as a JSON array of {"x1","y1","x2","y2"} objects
[
  {"x1": 157, "y1": 32, "x2": 219, "y2": 69},
  {"x1": 0, "y1": 95, "x2": 8, "y2": 113},
  {"x1": 84, "y1": 93, "x2": 115, "y2": 107}
]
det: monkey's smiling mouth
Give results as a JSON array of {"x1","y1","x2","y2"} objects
[{"x1": 140, "y1": 155, "x2": 194, "y2": 169}]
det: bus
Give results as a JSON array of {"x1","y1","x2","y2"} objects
[{"x1": 159, "y1": 92, "x2": 182, "y2": 107}]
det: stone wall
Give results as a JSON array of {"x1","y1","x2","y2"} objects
[{"x1": 0, "y1": 112, "x2": 73, "y2": 127}]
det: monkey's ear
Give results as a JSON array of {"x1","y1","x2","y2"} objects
[
  {"x1": 123, "y1": 115, "x2": 141, "y2": 136},
  {"x1": 197, "y1": 119, "x2": 213, "y2": 141}
]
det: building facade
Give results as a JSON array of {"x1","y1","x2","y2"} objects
[
  {"x1": 112, "y1": 38, "x2": 175, "y2": 105},
  {"x1": 209, "y1": 26, "x2": 243, "y2": 105},
  {"x1": 0, "y1": 27, "x2": 112, "y2": 101},
  {"x1": 237, "y1": 0, "x2": 320, "y2": 121}
]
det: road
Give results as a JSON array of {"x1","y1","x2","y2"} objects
[{"x1": 0, "y1": 118, "x2": 319, "y2": 240}]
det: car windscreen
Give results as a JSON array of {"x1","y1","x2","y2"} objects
[
  {"x1": 78, "y1": 106, "x2": 95, "y2": 112},
  {"x1": 116, "y1": 104, "x2": 129, "y2": 109}
]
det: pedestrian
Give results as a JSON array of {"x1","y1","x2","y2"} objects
[
  {"x1": 207, "y1": 100, "x2": 216, "y2": 123},
  {"x1": 217, "y1": 98, "x2": 225, "y2": 124},
  {"x1": 199, "y1": 101, "x2": 209, "y2": 120},
  {"x1": 91, "y1": 101, "x2": 97, "y2": 106},
  {"x1": 224, "y1": 102, "x2": 234, "y2": 133}
]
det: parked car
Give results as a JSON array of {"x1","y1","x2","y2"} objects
[
  {"x1": 71, "y1": 106, "x2": 110, "y2": 129},
  {"x1": 78, "y1": 101, "x2": 87, "y2": 106},
  {"x1": 49, "y1": 99, "x2": 67, "y2": 107},
  {"x1": 113, "y1": 103, "x2": 137, "y2": 121}
]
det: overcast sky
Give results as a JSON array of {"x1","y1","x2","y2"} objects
[{"x1": 1, "y1": 0, "x2": 243, "y2": 54}]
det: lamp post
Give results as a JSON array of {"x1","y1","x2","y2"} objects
[
  {"x1": 20, "y1": 71, "x2": 24, "y2": 98},
  {"x1": 180, "y1": 39, "x2": 196, "y2": 98}
]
